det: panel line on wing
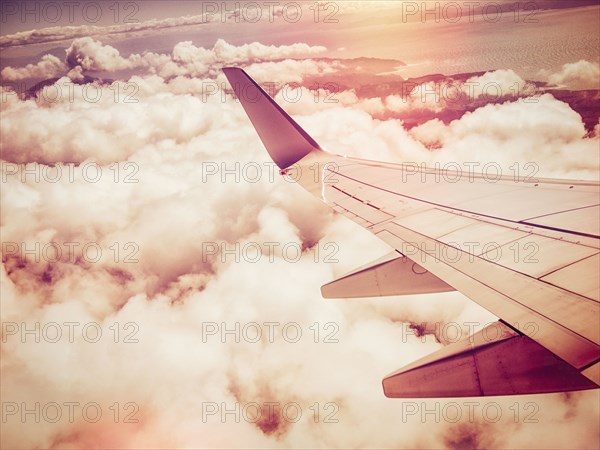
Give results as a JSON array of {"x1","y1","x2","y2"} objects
[
  {"x1": 330, "y1": 168, "x2": 600, "y2": 239},
  {"x1": 523, "y1": 204, "x2": 600, "y2": 221}
]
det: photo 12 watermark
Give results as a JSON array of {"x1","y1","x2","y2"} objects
[
  {"x1": 200, "y1": 401, "x2": 339, "y2": 424},
  {"x1": 398, "y1": 238, "x2": 540, "y2": 266},
  {"x1": 2, "y1": 321, "x2": 141, "y2": 344},
  {"x1": 200, "y1": 321, "x2": 340, "y2": 344},
  {"x1": 199, "y1": 2, "x2": 339, "y2": 24},
  {"x1": 199, "y1": 160, "x2": 340, "y2": 185},
  {"x1": 1, "y1": 1, "x2": 141, "y2": 25},
  {"x1": 400, "y1": 400, "x2": 539, "y2": 423},
  {"x1": 399, "y1": 1, "x2": 540, "y2": 24},
  {"x1": 201, "y1": 240, "x2": 339, "y2": 264},
  {"x1": 2, "y1": 241, "x2": 140, "y2": 264},
  {"x1": 1, "y1": 161, "x2": 140, "y2": 184},
  {"x1": 2, "y1": 401, "x2": 139, "y2": 424},
  {"x1": 0, "y1": 81, "x2": 140, "y2": 105},
  {"x1": 398, "y1": 320, "x2": 541, "y2": 344}
]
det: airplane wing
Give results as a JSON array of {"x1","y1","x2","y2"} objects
[{"x1": 222, "y1": 67, "x2": 600, "y2": 398}]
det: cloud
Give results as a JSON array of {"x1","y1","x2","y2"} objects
[
  {"x1": 160, "y1": 40, "x2": 329, "y2": 80},
  {"x1": 0, "y1": 54, "x2": 68, "y2": 80},
  {"x1": 544, "y1": 60, "x2": 600, "y2": 90},
  {"x1": 65, "y1": 37, "x2": 135, "y2": 71},
  {"x1": 384, "y1": 82, "x2": 447, "y2": 113},
  {"x1": 211, "y1": 39, "x2": 326, "y2": 64},
  {"x1": 410, "y1": 94, "x2": 599, "y2": 177},
  {"x1": 244, "y1": 59, "x2": 340, "y2": 84},
  {"x1": 462, "y1": 69, "x2": 533, "y2": 99}
]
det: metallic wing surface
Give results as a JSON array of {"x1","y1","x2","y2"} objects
[{"x1": 222, "y1": 67, "x2": 600, "y2": 398}]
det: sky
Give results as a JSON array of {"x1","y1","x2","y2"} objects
[{"x1": 1, "y1": 1, "x2": 599, "y2": 449}]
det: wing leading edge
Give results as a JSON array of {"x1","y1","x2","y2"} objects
[{"x1": 222, "y1": 68, "x2": 600, "y2": 397}]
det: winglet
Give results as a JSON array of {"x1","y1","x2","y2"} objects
[{"x1": 223, "y1": 67, "x2": 321, "y2": 169}]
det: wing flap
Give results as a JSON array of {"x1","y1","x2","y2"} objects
[
  {"x1": 321, "y1": 251, "x2": 455, "y2": 298},
  {"x1": 383, "y1": 322, "x2": 599, "y2": 398}
]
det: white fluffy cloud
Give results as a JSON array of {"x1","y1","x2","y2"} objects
[
  {"x1": 0, "y1": 54, "x2": 68, "y2": 80},
  {"x1": 544, "y1": 60, "x2": 600, "y2": 90},
  {"x1": 462, "y1": 69, "x2": 533, "y2": 99},
  {"x1": 245, "y1": 59, "x2": 340, "y2": 84},
  {"x1": 65, "y1": 36, "x2": 136, "y2": 71},
  {"x1": 211, "y1": 39, "x2": 326, "y2": 64},
  {"x1": 410, "y1": 94, "x2": 598, "y2": 177}
]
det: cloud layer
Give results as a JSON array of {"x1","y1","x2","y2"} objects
[
  {"x1": 1, "y1": 38, "x2": 329, "y2": 81},
  {"x1": 1, "y1": 36, "x2": 599, "y2": 449}
]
